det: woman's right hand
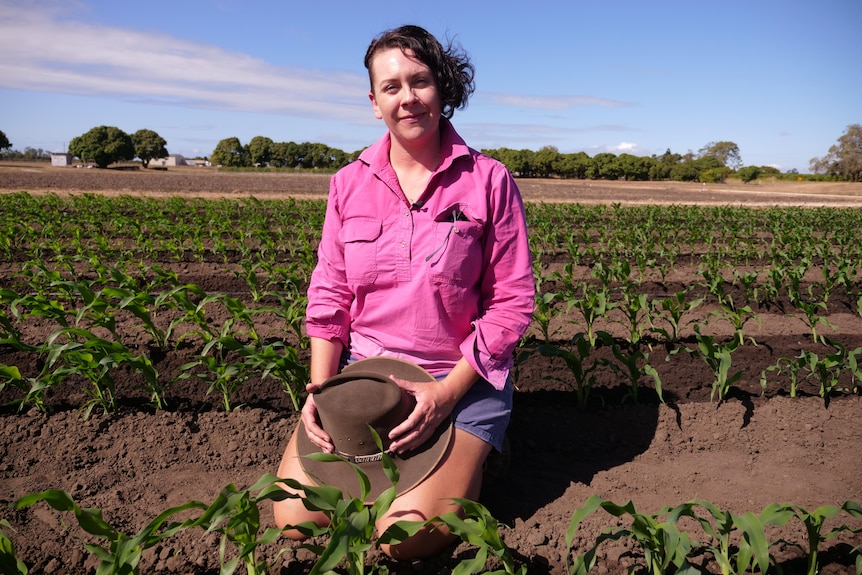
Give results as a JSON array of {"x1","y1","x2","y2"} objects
[
  {"x1": 302, "y1": 337, "x2": 344, "y2": 453},
  {"x1": 301, "y1": 382, "x2": 333, "y2": 453}
]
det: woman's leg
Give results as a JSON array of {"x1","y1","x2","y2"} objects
[
  {"x1": 273, "y1": 428, "x2": 330, "y2": 539},
  {"x1": 376, "y1": 428, "x2": 492, "y2": 560}
]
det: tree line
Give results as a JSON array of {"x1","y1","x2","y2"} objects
[
  {"x1": 209, "y1": 136, "x2": 356, "y2": 170},
  {"x1": 1, "y1": 124, "x2": 859, "y2": 182}
]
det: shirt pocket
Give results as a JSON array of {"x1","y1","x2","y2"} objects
[
  {"x1": 427, "y1": 202, "x2": 484, "y2": 287},
  {"x1": 339, "y1": 216, "x2": 382, "y2": 284}
]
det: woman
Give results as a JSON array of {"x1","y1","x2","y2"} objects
[{"x1": 274, "y1": 24, "x2": 534, "y2": 560}]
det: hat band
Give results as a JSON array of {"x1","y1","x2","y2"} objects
[{"x1": 335, "y1": 449, "x2": 387, "y2": 465}]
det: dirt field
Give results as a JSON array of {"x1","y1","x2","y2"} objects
[
  {"x1": 1, "y1": 162, "x2": 862, "y2": 206},
  {"x1": 1, "y1": 164, "x2": 861, "y2": 574}
]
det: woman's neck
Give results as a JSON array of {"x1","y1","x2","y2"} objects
[
  {"x1": 389, "y1": 134, "x2": 440, "y2": 174},
  {"x1": 389, "y1": 140, "x2": 440, "y2": 204}
]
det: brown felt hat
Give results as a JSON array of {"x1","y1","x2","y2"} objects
[{"x1": 296, "y1": 357, "x2": 453, "y2": 503}]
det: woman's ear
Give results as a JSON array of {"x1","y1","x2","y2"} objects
[{"x1": 369, "y1": 91, "x2": 383, "y2": 119}]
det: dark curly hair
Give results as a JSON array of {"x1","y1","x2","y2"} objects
[{"x1": 364, "y1": 25, "x2": 475, "y2": 120}]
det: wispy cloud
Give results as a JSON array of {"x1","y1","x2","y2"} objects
[
  {"x1": 0, "y1": 0, "x2": 631, "y2": 136},
  {"x1": 482, "y1": 92, "x2": 632, "y2": 110},
  {"x1": 0, "y1": 2, "x2": 369, "y2": 120}
]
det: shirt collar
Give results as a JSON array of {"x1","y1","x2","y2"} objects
[{"x1": 359, "y1": 119, "x2": 471, "y2": 177}]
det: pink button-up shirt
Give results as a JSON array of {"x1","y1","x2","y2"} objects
[{"x1": 305, "y1": 120, "x2": 534, "y2": 389}]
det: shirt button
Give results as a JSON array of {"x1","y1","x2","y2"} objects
[{"x1": 400, "y1": 241, "x2": 406, "y2": 248}]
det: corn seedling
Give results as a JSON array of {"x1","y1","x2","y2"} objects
[
  {"x1": 0, "y1": 519, "x2": 28, "y2": 575},
  {"x1": 672, "y1": 325, "x2": 743, "y2": 403},
  {"x1": 675, "y1": 500, "x2": 788, "y2": 575},
  {"x1": 649, "y1": 288, "x2": 704, "y2": 344},
  {"x1": 599, "y1": 333, "x2": 663, "y2": 404},
  {"x1": 260, "y1": 291, "x2": 309, "y2": 349},
  {"x1": 567, "y1": 286, "x2": 615, "y2": 348},
  {"x1": 766, "y1": 501, "x2": 862, "y2": 575},
  {"x1": 801, "y1": 339, "x2": 860, "y2": 404},
  {"x1": 177, "y1": 353, "x2": 251, "y2": 412},
  {"x1": 100, "y1": 286, "x2": 170, "y2": 349},
  {"x1": 0, "y1": 299, "x2": 37, "y2": 353},
  {"x1": 673, "y1": 500, "x2": 742, "y2": 575},
  {"x1": 732, "y1": 269, "x2": 761, "y2": 306},
  {"x1": 14, "y1": 488, "x2": 205, "y2": 575},
  {"x1": 207, "y1": 335, "x2": 309, "y2": 411},
  {"x1": 162, "y1": 284, "x2": 224, "y2": 347},
  {"x1": 537, "y1": 332, "x2": 605, "y2": 408},
  {"x1": 282, "y1": 427, "x2": 401, "y2": 575},
  {"x1": 0, "y1": 357, "x2": 80, "y2": 413},
  {"x1": 566, "y1": 495, "x2": 700, "y2": 575},
  {"x1": 615, "y1": 291, "x2": 650, "y2": 346},
  {"x1": 221, "y1": 294, "x2": 266, "y2": 345},
  {"x1": 184, "y1": 473, "x2": 291, "y2": 575},
  {"x1": 532, "y1": 264, "x2": 562, "y2": 343},
  {"x1": 788, "y1": 290, "x2": 837, "y2": 344},
  {"x1": 533, "y1": 290, "x2": 561, "y2": 343},
  {"x1": 391, "y1": 498, "x2": 527, "y2": 575},
  {"x1": 760, "y1": 357, "x2": 805, "y2": 398}
]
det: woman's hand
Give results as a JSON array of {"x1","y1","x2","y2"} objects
[
  {"x1": 302, "y1": 337, "x2": 343, "y2": 452},
  {"x1": 300, "y1": 381, "x2": 333, "y2": 452},
  {"x1": 386, "y1": 376, "x2": 459, "y2": 454},
  {"x1": 388, "y1": 359, "x2": 479, "y2": 453}
]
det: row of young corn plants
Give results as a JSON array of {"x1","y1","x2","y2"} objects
[
  {"x1": 0, "y1": 192, "x2": 320, "y2": 415},
  {"x1": 5, "y1": 466, "x2": 860, "y2": 575},
  {"x1": 527, "y1": 203, "x2": 862, "y2": 270},
  {"x1": 523, "y1": 200, "x2": 862, "y2": 404},
  {"x1": 3, "y1": 193, "x2": 862, "y2": 411},
  {"x1": 1, "y1": 256, "x2": 310, "y2": 414},
  {"x1": 4, "y1": 194, "x2": 860, "y2": 278},
  {"x1": 0, "y1": 192, "x2": 324, "y2": 266},
  {"x1": 523, "y1": 253, "x2": 862, "y2": 406}
]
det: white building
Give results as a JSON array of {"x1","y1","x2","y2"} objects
[
  {"x1": 149, "y1": 154, "x2": 187, "y2": 167},
  {"x1": 50, "y1": 152, "x2": 72, "y2": 167}
]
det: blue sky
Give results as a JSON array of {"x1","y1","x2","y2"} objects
[{"x1": 1, "y1": 0, "x2": 859, "y2": 173}]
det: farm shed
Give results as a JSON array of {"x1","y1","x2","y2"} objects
[
  {"x1": 50, "y1": 152, "x2": 72, "y2": 166},
  {"x1": 150, "y1": 154, "x2": 187, "y2": 167}
]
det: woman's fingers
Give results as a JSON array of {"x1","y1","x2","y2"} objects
[
  {"x1": 301, "y1": 395, "x2": 333, "y2": 452},
  {"x1": 387, "y1": 376, "x2": 444, "y2": 453}
]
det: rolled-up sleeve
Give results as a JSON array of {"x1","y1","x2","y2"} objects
[
  {"x1": 305, "y1": 178, "x2": 354, "y2": 346},
  {"x1": 459, "y1": 164, "x2": 534, "y2": 389}
]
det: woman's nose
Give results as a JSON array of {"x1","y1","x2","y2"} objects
[{"x1": 401, "y1": 87, "x2": 418, "y2": 104}]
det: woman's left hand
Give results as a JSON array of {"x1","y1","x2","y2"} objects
[{"x1": 386, "y1": 376, "x2": 458, "y2": 454}]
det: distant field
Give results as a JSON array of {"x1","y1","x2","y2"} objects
[{"x1": 1, "y1": 161, "x2": 861, "y2": 206}]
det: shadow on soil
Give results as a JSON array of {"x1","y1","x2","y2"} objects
[{"x1": 480, "y1": 389, "x2": 659, "y2": 523}]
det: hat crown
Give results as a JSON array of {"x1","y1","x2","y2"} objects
[
  {"x1": 314, "y1": 372, "x2": 412, "y2": 456},
  {"x1": 297, "y1": 356, "x2": 452, "y2": 504}
]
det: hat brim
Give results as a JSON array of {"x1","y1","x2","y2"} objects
[{"x1": 296, "y1": 357, "x2": 453, "y2": 504}]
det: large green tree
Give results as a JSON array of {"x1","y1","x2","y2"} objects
[
  {"x1": 810, "y1": 124, "x2": 862, "y2": 182},
  {"x1": 246, "y1": 136, "x2": 274, "y2": 167},
  {"x1": 210, "y1": 137, "x2": 248, "y2": 167},
  {"x1": 698, "y1": 141, "x2": 742, "y2": 169},
  {"x1": 0, "y1": 130, "x2": 11, "y2": 151},
  {"x1": 68, "y1": 126, "x2": 134, "y2": 168},
  {"x1": 131, "y1": 129, "x2": 168, "y2": 168}
]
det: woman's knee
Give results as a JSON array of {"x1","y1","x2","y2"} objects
[
  {"x1": 273, "y1": 430, "x2": 330, "y2": 538},
  {"x1": 377, "y1": 515, "x2": 457, "y2": 560}
]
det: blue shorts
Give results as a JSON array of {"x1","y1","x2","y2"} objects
[
  {"x1": 344, "y1": 355, "x2": 512, "y2": 452},
  {"x1": 449, "y1": 375, "x2": 513, "y2": 453}
]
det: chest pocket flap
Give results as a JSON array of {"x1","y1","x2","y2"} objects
[{"x1": 339, "y1": 216, "x2": 382, "y2": 243}]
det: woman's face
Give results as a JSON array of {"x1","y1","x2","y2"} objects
[{"x1": 368, "y1": 47, "x2": 442, "y2": 151}]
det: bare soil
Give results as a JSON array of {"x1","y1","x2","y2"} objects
[{"x1": 1, "y1": 164, "x2": 861, "y2": 574}]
